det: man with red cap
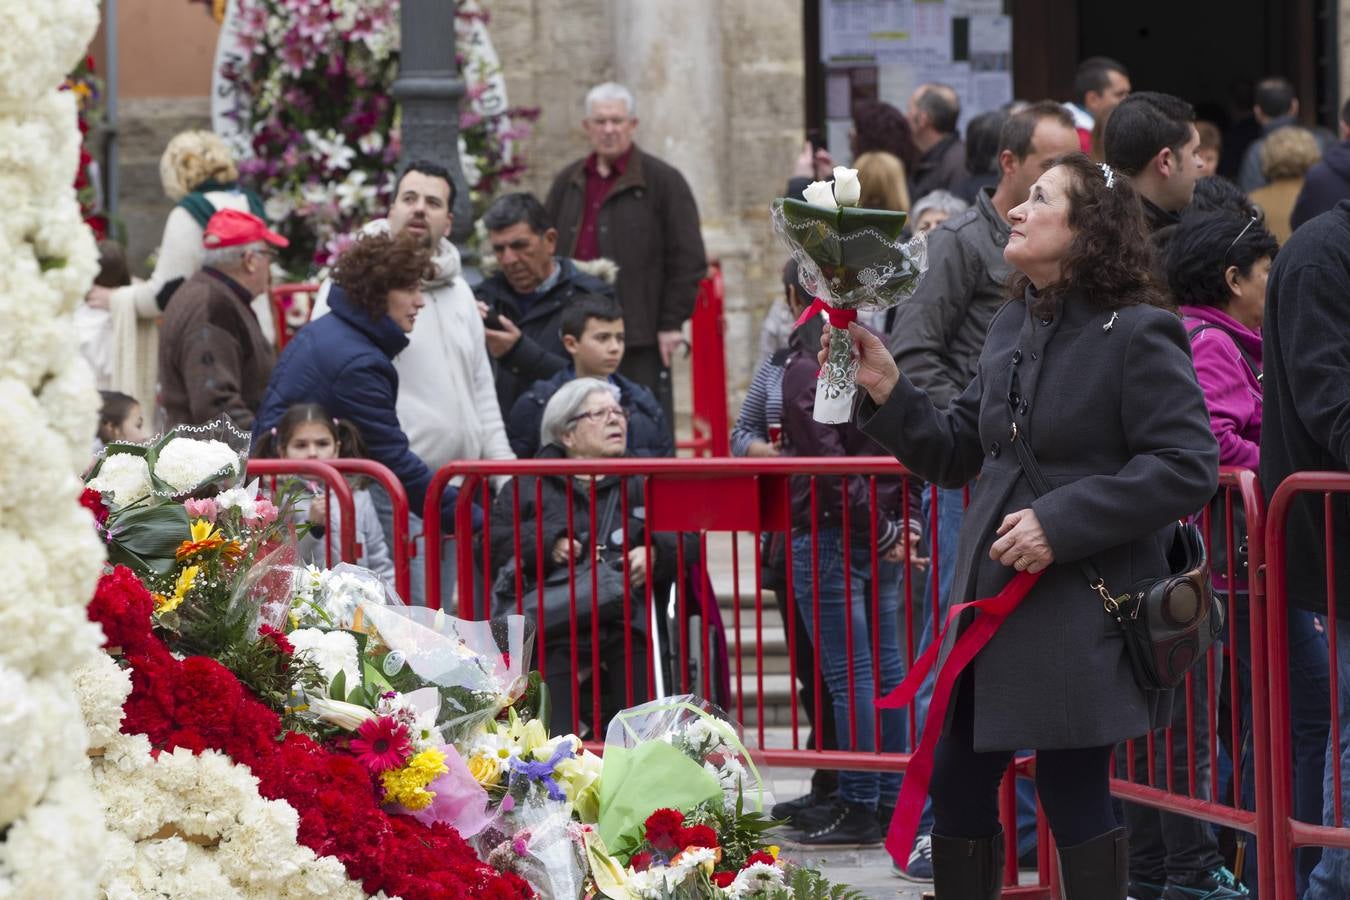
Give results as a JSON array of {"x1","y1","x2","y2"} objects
[{"x1": 158, "y1": 208, "x2": 287, "y2": 430}]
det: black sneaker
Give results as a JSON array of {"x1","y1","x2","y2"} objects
[
  {"x1": 1161, "y1": 867, "x2": 1250, "y2": 899},
  {"x1": 771, "y1": 790, "x2": 826, "y2": 822},
  {"x1": 796, "y1": 800, "x2": 883, "y2": 846}
]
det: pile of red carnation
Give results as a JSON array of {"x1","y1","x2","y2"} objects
[
  {"x1": 89, "y1": 566, "x2": 533, "y2": 899},
  {"x1": 629, "y1": 807, "x2": 779, "y2": 889}
]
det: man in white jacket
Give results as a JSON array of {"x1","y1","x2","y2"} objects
[{"x1": 311, "y1": 160, "x2": 514, "y2": 604}]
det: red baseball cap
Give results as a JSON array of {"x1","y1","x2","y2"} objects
[{"x1": 202, "y1": 208, "x2": 289, "y2": 250}]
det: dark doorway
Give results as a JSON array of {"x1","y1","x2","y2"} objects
[{"x1": 1012, "y1": 0, "x2": 1336, "y2": 129}]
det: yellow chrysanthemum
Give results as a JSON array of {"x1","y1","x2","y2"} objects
[
  {"x1": 155, "y1": 565, "x2": 199, "y2": 614},
  {"x1": 380, "y1": 748, "x2": 448, "y2": 810}
]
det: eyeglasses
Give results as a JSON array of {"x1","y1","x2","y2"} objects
[
  {"x1": 569, "y1": 406, "x2": 630, "y2": 426},
  {"x1": 1222, "y1": 215, "x2": 1259, "y2": 267}
]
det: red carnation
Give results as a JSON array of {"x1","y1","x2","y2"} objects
[
  {"x1": 630, "y1": 851, "x2": 654, "y2": 872},
  {"x1": 258, "y1": 624, "x2": 294, "y2": 656},
  {"x1": 644, "y1": 807, "x2": 687, "y2": 852},
  {"x1": 679, "y1": 824, "x2": 719, "y2": 850},
  {"x1": 88, "y1": 566, "x2": 157, "y2": 655},
  {"x1": 712, "y1": 871, "x2": 737, "y2": 888},
  {"x1": 79, "y1": 487, "x2": 109, "y2": 527},
  {"x1": 744, "y1": 850, "x2": 776, "y2": 868}
]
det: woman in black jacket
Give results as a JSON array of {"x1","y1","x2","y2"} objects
[
  {"x1": 489, "y1": 378, "x2": 676, "y2": 736},
  {"x1": 843, "y1": 153, "x2": 1219, "y2": 897}
]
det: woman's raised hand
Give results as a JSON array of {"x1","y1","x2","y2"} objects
[{"x1": 818, "y1": 322, "x2": 900, "y2": 406}]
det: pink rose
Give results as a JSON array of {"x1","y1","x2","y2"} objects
[{"x1": 184, "y1": 498, "x2": 219, "y2": 522}]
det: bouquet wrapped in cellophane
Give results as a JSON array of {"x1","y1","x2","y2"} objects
[{"x1": 770, "y1": 167, "x2": 928, "y2": 423}]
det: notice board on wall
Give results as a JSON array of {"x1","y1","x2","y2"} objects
[{"x1": 818, "y1": 0, "x2": 1012, "y2": 163}]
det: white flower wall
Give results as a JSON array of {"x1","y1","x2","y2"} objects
[{"x1": 0, "y1": 1, "x2": 112, "y2": 897}]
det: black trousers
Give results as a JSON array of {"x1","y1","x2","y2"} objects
[
  {"x1": 619, "y1": 346, "x2": 675, "y2": 442},
  {"x1": 929, "y1": 678, "x2": 1118, "y2": 847},
  {"x1": 543, "y1": 627, "x2": 649, "y2": 739}
]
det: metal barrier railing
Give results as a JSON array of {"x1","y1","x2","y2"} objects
[
  {"x1": 324, "y1": 458, "x2": 413, "y2": 603},
  {"x1": 1265, "y1": 471, "x2": 1350, "y2": 900},
  {"x1": 245, "y1": 458, "x2": 358, "y2": 565}
]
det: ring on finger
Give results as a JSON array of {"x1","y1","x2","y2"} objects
[{"x1": 1015, "y1": 557, "x2": 1028, "y2": 570}]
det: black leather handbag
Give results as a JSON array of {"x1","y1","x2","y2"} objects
[{"x1": 1010, "y1": 420, "x2": 1223, "y2": 691}]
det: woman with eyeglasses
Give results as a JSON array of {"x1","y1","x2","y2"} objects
[
  {"x1": 488, "y1": 377, "x2": 676, "y2": 736},
  {"x1": 1169, "y1": 211, "x2": 1329, "y2": 894}
]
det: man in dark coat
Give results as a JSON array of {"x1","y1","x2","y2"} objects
[
  {"x1": 507, "y1": 293, "x2": 672, "y2": 459},
  {"x1": 545, "y1": 82, "x2": 707, "y2": 436},
  {"x1": 1262, "y1": 200, "x2": 1350, "y2": 898},
  {"x1": 1291, "y1": 99, "x2": 1350, "y2": 231},
  {"x1": 907, "y1": 83, "x2": 967, "y2": 199},
  {"x1": 474, "y1": 192, "x2": 617, "y2": 415},
  {"x1": 159, "y1": 209, "x2": 284, "y2": 430}
]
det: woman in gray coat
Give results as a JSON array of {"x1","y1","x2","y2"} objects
[{"x1": 841, "y1": 153, "x2": 1219, "y2": 898}]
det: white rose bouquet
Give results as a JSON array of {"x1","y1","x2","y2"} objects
[{"x1": 770, "y1": 167, "x2": 928, "y2": 422}]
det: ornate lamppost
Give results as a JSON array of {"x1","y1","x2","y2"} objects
[{"x1": 391, "y1": 0, "x2": 472, "y2": 243}]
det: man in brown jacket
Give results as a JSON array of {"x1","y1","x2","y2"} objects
[
  {"x1": 545, "y1": 82, "x2": 707, "y2": 436},
  {"x1": 159, "y1": 209, "x2": 285, "y2": 430}
]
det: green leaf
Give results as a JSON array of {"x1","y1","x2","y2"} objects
[
  {"x1": 106, "y1": 503, "x2": 191, "y2": 577},
  {"x1": 329, "y1": 669, "x2": 346, "y2": 702}
]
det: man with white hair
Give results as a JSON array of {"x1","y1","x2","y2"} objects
[
  {"x1": 545, "y1": 82, "x2": 707, "y2": 438},
  {"x1": 158, "y1": 208, "x2": 286, "y2": 429}
]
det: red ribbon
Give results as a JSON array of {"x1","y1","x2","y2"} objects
[
  {"x1": 877, "y1": 570, "x2": 1043, "y2": 870},
  {"x1": 794, "y1": 297, "x2": 858, "y2": 331}
]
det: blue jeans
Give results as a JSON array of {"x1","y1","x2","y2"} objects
[
  {"x1": 1306, "y1": 619, "x2": 1350, "y2": 900},
  {"x1": 791, "y1": 529, "x2": 906, "y2": 808},
  {"x1": 909, "y1": 487, "x2": 1038, "y2": 857},
  {"x1": 1227, "y1": 597, "x2": 1328, "y2": 895}
]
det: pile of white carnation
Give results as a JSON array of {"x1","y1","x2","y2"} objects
[{"x1": 0, "y1": 2, "x2": 114, "y2": 895}]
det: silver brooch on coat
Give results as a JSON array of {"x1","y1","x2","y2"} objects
[{"x1": 1103, "y1": 311, "x2": 1119, "y2": 332}]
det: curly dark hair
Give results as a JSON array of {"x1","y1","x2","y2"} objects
[
  {"x1": 851, "y1": 100, "x2": 920, "y2": 170},
  {"x1": 1011, "y1": 152, "x2": 1166, "y2": 312},
  {"x1": 331, "y1": 231, "x2": 432, "y2": 319},
  {"x1": 1166, "y1": 212, "x2": 1278, "y2": 309}
]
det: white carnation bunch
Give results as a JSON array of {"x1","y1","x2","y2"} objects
[
  {"x1": 86, "y1": 453, "x2": 152, "y2": 507},
  {"x1": 287, "y1": 628, "x2": 361, "y2": 686},
  {"x1": 152, "y1": 437, "x2": 242, "y2": 494}
]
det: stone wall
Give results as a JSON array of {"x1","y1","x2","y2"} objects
[{"x1": 489, "y1": 0, "x2": 806, "y2": 407}]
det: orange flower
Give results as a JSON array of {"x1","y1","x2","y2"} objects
[{"x1": 176, "y1": 519, "x2": 234, "y2": 561}]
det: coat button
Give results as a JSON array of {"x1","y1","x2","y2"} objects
[
  {"x1": 1012, "y1": 350, "x2": 1022, "y2": 364},
  {"x1": 989, "y1": 441, "x2": 1001, "y2": 458},
  {"x1": 1019, "y1": 402, "x2": 1029, "y2": 415}
]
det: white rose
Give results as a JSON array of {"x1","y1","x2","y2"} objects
[
  {"x1": 801, "y1": 179, "x2": 838, "y2": 210},
  {"x1": 832, "y1": 166, "x2": 862, "y2": 206}
]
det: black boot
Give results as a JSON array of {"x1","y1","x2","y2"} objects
[
  {"x1": 930, "y1": 829, "x2": 1003, "y2": 899},
  {"x1": 1057, "y1": 826, "x2": 1127, "y2": 900}
]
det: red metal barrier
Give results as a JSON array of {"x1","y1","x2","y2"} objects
[
  {"x1": 324, "y1": 458, "x2": 412, "y2": 603},
  {"x1": 423, "y1": 456, "x2": 1050, "y2": 896},
  {"x1": 245, "y1": 458, "x2": 358, "y2": 564},
  {"x1": 1265, "y1": 471, "x2": 1350, "y2": 899},
  {"x1": 679, "y1": 264, "x2": 730, "y2": 457},
  {"x1": 1108, "y1": 467, "x2": 1271, "y2": 897},
  {"x1": 269, "y1": 282, "x2": 320, "y2": 352}
]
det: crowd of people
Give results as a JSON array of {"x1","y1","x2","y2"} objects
[{"x1": 77, "y1": 59, "x2": 1350, "y2": 900}]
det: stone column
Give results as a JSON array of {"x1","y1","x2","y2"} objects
[
  {"x1": 612, "y1": 0, "x2": 727, "y2": 224},
  {"x1": 393, "y1": 0, "x2": 472, "y2": 242}
]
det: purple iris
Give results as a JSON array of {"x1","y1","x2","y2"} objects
[{"x1": 508, "y1": 742, "x2": 574, "y2": 803}]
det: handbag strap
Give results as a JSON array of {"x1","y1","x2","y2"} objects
[{"x1": 1007, "y1": 373, "x2": 1127, "y2": 613}]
